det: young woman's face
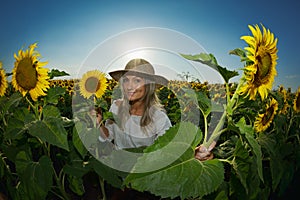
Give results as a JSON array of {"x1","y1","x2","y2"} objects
[{"x1": 122, "y1": 75, "x2": 146, "y2": 101}]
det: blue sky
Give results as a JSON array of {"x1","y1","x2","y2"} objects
[{"x1": 1, "y1": 0, "x2": 300, "y2": 91}]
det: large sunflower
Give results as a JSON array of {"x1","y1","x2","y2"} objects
[
  {"x1": 293, "y1": 87, "x2": 300, "y2": 113},
  {"x1": 240, "y1": 24, "x2": 278, "y2": 100},
  {"x1": 79, "y1": 70, "x2": 108, "y2": 99},
  {"x1": 12, "y1": 43, "x2": 50, "y2": 101},
  {"x1": 254, "y1": 98, "x2": 278, "y2": 132},
  {"x1": 0, "y1": 62, "x2": 8, "y2": 96}
]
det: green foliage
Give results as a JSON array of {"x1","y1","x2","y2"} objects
[
  {"x1": 0, "y1": 75, "x2": 299, "y2": 199},
  {"x1": 180, "y1": 53, "x2": 239, "y2": 83},
  {"x1": 124, "y1": 122, "x2": 224, "y2": 199},
  {"x1": 45, "y1": 86, "x2": 67, "y2": 105},
  {"x1": 236, "y1": 118, "x2": 263, "y2": 183},
  {"x1": 27, "y1": 118, "x2": 69, "y2": 151},
  {"x1": 229, "y1": 48, "x2": 248, "y2": 62},
  {"x1": 1, "y1": 42, "x2": 300, "y2": 200},
  {"x1": 15, "y1": 152, "x2": 53, "y2": 199},
  {"x1": 48, "y1": 68, "x2": 70, "y2": 79}
]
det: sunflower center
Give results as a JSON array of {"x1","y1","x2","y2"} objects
[
  {"x1": 261, "y1": 106, "x2": 274, "y2": 125},
  {"x1": 85, "y1": 77, "x2": 100, "y2": 93},
  {"x1": 16, "y1": 58, "x2": 38, "y2": 90},
  {"x1": 255, "y1": 51, "x2": 272, "y2": 83}
]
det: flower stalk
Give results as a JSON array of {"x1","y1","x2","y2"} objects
[{"x1": 202, "y1": 76, "x2": 245, "y2": 148}]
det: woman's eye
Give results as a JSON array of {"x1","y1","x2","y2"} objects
[{"x1": 134, "y1": 78, "x2": 143, "y2": 84}]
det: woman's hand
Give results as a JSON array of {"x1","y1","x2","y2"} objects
[
  {"x1": 194, "y1": 141, "x2": 216, "y2": 161},
  {"x1": 89, "y1": 107, "x2": 102, "y2": 126},
  {"x1": 90, "y1": 107, "x2": 110, "y2": 139}
]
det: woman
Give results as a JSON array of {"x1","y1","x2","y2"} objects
[
  {"x1": 96, "y1": 58, "x2": 172, "y2": 149},
  {"x1": 95, "y1": 58, "x2": 214, "y2": 161}
]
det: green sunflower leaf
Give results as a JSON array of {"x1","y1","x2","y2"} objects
[
  {"x1": 236, "y1": 118, "x2": 263, "y2": 183},
  {"x1": 74, "y1": 122, "x2": 99, "y2": 151},
  {"x1": 0, "y1": 92, "x2": 23, "y2": 119},
  {"x1": 27, "y1": 117, "x2": 69, "y2": 151},
  {"x1": 196, "y1": 90, "x2": 212, "y2": 116},
  {"x1": 232, "y1": 138, "x2": 251, "y2": 193},
  {"x1": 15, "y1": 152, "x2": 53, "y2": 200},
  {"x1": 90, "y1": 158, "x2": 127, "y2": 189},
  {"x1": 229, "y1": 48, "x2": 248, "y2": 62},
  {"x1": 63, "y1": 160, "x2": 91, "y2": 196},
  {"x1": 72, "y1": 123, "x2": 88, "y2": 158},
  {"x1": 45, "y1": 86, "x2": 66, "y2": 105},
  {"x1": 63, "y1": 159, "x2": 91, "y2": 178},
  {"x1": 48, "y1": 68, "x2": 70, "y2": 79},
  {"x1": 67, "y1": 175, "x2": 85, "y2": 196},
  {"x1": 124, "y1": 122, "x2": 224, "y2": 199},
  {"x1": 180, "y1": 53, "x2": 239, "y2": 83},
  {"x1": 4, "y1": 107, "x2": 34, "y2": 140},
  {"x1": 43, "y1": 105, "x2": 61, "y2": 118}
]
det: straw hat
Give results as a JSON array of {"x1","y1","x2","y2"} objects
[{"x1": 109, "y1": 58, "x2": 168, "y2": 86}]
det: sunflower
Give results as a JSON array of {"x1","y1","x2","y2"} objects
[
  {"x1": 254, "y1": 98, "x2": 278, "y2": 132},
  {"x1": 278, "y1": 85, "x2": 289, "y2": 114},
  {"x1": 293, "y1": 87, "x2": 300, "y2": 113},
  {"x1": 240, "y1": 24, "x2": 278, "y2": 100},
  {"x1": 79, "y1": 70, "x2": 108, "y2": 99},
  {"x1": 12, "y1": 43, "x2": 50, "y2": 101},
  {"x1": 0, "y1": 62, "x2": 8, "y2": 96}
]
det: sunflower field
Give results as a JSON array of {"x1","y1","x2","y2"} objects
[{"x1": 0, "y1": 24, "x2": 300, "y2": 200}]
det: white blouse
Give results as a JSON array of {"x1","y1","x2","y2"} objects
[{"x1": 99, "y1": 100, "x2": 172, "y2": 149}]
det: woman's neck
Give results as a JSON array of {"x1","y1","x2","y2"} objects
[{"x1": 129, "y1": 100, "x2": 144, "y2": 116}]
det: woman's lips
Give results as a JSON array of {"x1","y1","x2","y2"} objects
[{"x1": 127, "y1": 91, "x2": 135, "y2": 97}]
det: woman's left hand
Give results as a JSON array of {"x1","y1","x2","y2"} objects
[{"x1": 194, "y1": 141, "x2": 216, "y2": 161}]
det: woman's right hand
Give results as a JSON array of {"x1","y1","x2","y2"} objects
[
  {"x1": 90, "y1": 107, "x2": 103, "y2": 126},
  {"x1": 90, "y1": 107, "x2": 110, "y2": 139}
]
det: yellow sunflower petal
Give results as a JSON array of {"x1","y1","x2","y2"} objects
[
  {"x1": 293, "y1": 87, "x2": 300, "y2": 113},
  {"x1": 12, "y1": 43, "x2": 50, "y2": 101},
  {"x1": 79, "y1": 70, "x2": 108, "y2": 99},
  {"x1": 240, "y1": 24, "x2": 278, "y2": 100},
  {"x1": 0, "y1": 62, "x2": 9, "y2": 97},
  {"x1": 254, "y1": 98, "x2": 278, "y2": 132}
]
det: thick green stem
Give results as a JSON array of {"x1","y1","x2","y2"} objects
[
  {"x1": 226, "y1": 77, "x2": 245, "y2": 117},
  {"x1": 99, "y1": 177, "x2": 107, "y2": 200},
  {"x1": 225, "y1": 82, "x2": 231, "y2": 104},
  {"x1": 39, "y1": 100, "x2": 46, "y2": 121},
  {"x1": 287, "y1": 112, "x2": 297, "y2": 135},
  {"x1": 203, "y1": 110, "x2": 227, "y2": 148},
  {"x1": 25, "y1": 96, "x2": 39, "y2": 119},
  {"x1": 202, "y1": 111, "x2": 209, "y2": 145}
]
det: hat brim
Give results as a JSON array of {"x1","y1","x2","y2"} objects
[{"x1": 109, "y1": 70, "x2": 168, "y2": 86}]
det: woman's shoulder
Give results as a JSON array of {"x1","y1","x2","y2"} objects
[
  {"x1": 153, "y1": 107, "x2": 168, "y2": 118},
  {"x1": 152, "y1": 107, "x2": 172, "y2": 128}
]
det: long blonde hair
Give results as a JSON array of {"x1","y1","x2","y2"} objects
[{"x1": 117, "y1": 77, "x2": 164, "y2": 131}]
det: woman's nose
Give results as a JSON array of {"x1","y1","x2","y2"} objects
[{"x1": 126, "y1": 80, "x2": 134, "y2": 90}]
